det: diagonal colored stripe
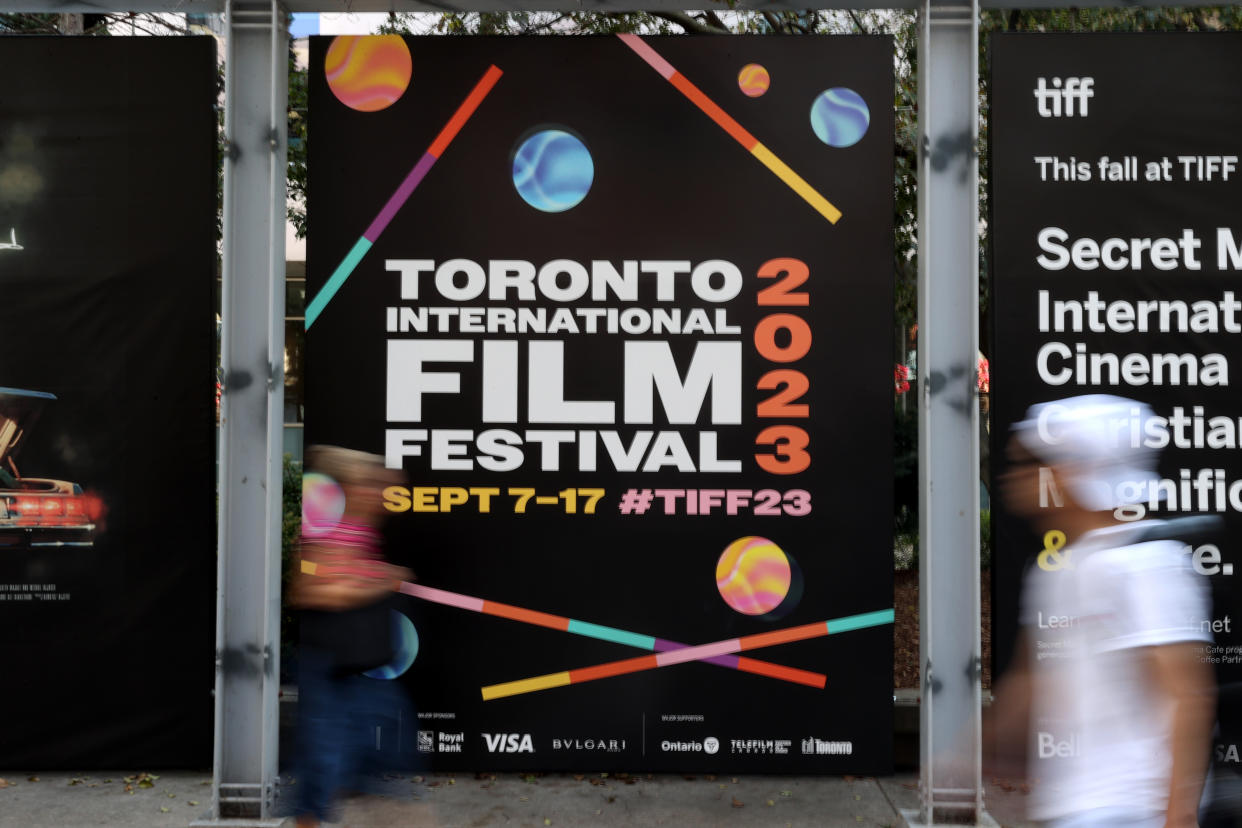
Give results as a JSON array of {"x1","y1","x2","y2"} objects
[
  {"x1": 654, "y1": 638, "x2": 737, "y2": 669},
  {"x1": 305, "y1": 237, "x2": 371, "y2": 329},
  {"x1": 304, "y1": 64, "x2": 503, "y2": 330},
  {"x1": 738, "y1": 622, "x2": 829, "y2": 651},
  {"x1": 571, "y1": 654, "x2": 659, "y2": 684},
  {"x1": 401, "y1": 582, "x2": 484, "y2": 613},
  {"x1": 751, "y1": 143, "x2": 843, "y2": 224},
  {"x1": 480, "y1": 608, "x2": 894, "y2": 700},
  {"x1": 484, "y1": 600, "x2": 571, "y2": 631},
  {"x1": 616, "y1": 34, "x2": 842, "y2": 226},
  {"x1": 826, "y1": 608, "x2": 895, "y2": 634},
  {"x1": 656, "y1": 639, "x2": 742, "y2": 666},
  {"x1": 668, "y1": 72, "x2": 757, "y2": 149},
  {"x1": 482, "y1": 671, "x2": 570, "y2": 701},
  {"x1": 365, "y1": 153, "x2": 435, "y2": 241},
  {"x1": 429, "y1": 64, "x2": 504, "y2": 158},
  {"x1": 736, "y1": 657, "x2": 827, "y2": 689},
  {"x1": 616, "y1": 33, "x2": 674, "y2": 79},
  {"x1": 569, "y1": 620, "x2": 655, "y2": 650}
]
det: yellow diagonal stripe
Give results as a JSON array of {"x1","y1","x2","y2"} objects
[
  {"x1": 481, "y1": 671, "x2": 571, "y2": 701},
  {"x1": 751, "y1": 143, "x2": 842, "y2": 224},
  {"x1": 301, "y1": 560, "x2": 318, "y2": 575}
]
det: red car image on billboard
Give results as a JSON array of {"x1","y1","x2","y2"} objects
[{"x1": 0, "y1": 387, "x2": 99, "y2": 549}]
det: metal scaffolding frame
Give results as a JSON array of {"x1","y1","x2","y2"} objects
[{"x1": 8, "y1": 0, "x2": 1176, "y2": 822}]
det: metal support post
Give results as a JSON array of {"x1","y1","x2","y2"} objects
[
  {"x1": 902, "y1": 0, "x2": 991, "y2": 825},
  {"x1": 200, "y1": 0, "x2": 289, "y2": 824}
]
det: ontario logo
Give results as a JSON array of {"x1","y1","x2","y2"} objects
[
  {"x1": 661, "y1": 736, "x2": 719, "y2": 754},
  {"x1": 481, "y1": 732, "x2": 535, "y2": 753}
]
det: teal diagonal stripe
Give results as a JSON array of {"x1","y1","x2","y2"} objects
[{"x1": 305, "y1": 236, "x2": 372, "y2": 330}]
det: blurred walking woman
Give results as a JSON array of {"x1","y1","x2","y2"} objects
[{"x1": 288, "y1": 446, "x2": 411, "y2": 828}]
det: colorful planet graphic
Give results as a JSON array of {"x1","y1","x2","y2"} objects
[
  {"x1": 810, "y1": 87, "x2": 870, "y2": 148},
  {"x1": 302, "y1": 472, "x2": 345, "y2": 537},
  {"x1": 365, "y1": 611, "x2": 419, "y2": 680},
  {"x1": 716, "y1": 536, "x2": 792, "y2": 616},
  {"x1": 325, "y1": 35, "x2": 413, "y2": 113},
  {"x1": 512, "y1": 129, "x2": 594, "y2": 213},
  {"x1": 737, "y1": 63, "x2": 771, "y2": 97}
]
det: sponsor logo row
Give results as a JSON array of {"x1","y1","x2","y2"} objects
[{"x1": 416, "y1": 731, "x2": 852, "y2": 757}]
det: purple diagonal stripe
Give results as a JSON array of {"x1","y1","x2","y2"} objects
[
  {"x1": 654, "y1": 638, "x2": 739, "y2": 669},
  {"x1": 365, "y1": 152, "x2": 437, "y2": 242}
]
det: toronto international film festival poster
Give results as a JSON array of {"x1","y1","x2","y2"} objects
[{"x1": 307, "y1": 34, "x2": 895, "y2": 772}]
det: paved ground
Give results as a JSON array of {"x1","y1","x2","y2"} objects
[{"x1": 0, "y1": 770, "x2": 1039, "y2": 827}]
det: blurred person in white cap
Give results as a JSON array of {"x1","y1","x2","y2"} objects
[{"x1": 990, "y1": 395, "x2": 1217, "y2": 828}]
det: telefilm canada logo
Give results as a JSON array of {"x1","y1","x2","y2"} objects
[{"x1": 731, "y1": 739, "x2": 792, "y2": 755}]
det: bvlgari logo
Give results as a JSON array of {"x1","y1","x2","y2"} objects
[{"x1": 552, "y1": 737, "x2": 626, "y2": 753}]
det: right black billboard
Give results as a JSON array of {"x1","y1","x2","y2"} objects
[{"x1": 990, "y1": 31, "x2": 1242, "y2": 739}]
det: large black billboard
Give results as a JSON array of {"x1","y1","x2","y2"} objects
[
  {"x1": 307, "y1": 34, "x2": 894, "y2": 772},
  {"x1": 0, "y1": 38, "x2": 217, "y2": 767},
  {"x1": 990, "y1": 31, "x2": 1242, "y2": 746}
]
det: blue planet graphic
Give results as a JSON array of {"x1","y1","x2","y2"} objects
[
  {"x1": 512, "y1": 129, "x2": 594, "y2": 212},
  {"x1": 810, "y1": 88, "x2": 870, "y2": 148},
  {"x1": 364, "y1": 610, "x2": 419, "y2": 680}
]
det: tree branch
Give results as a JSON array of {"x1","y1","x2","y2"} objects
[{"x1": 650, "y1": 10, "x2": 726, "y2": 34}]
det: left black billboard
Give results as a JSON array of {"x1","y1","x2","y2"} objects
[{"x1": 0, "y1": 37, "x2": 218, "y2": 767}]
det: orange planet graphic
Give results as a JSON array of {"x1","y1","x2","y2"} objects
[
  {"x1": 716, "y1": 536, "x2": 792, "y2": 615},
  {"x1": 738, "y1": 63, "x2": 771, "y2": 98},
  {"x1": 325, "y1": 35, "x2": 413, "y2": 112}
]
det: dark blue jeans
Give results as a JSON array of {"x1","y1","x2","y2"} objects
[{"x1": 294, "y1": 646, "x2": 416, "y2": 822}]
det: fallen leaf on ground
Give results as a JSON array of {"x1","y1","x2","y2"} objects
[
  {"x1": 0, "y1": 779, "x2": 10, "y2": 789},
  {"x1": 27, "y1": 776, "x2": 38, "y2": 782},
  {"x1": 731, "y1": 797, "x2": 744, "y2": 808},
  {"x1": 780, "y1": 790, "x2": 792, "y2": 797},
  {"x1": 160, "y1": 806, "x2": 169, "y2": 813},
  {"x1": 188, "y1": 800, "x2": 199, "y2": 806},
  {"x1": 767, "y1": 799, "x2": 775, "y2": 806}
]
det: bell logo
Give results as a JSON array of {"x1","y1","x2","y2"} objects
[
  {"x1": 482, "y1": 732, "x2": 535, "y2": 753},
  {"x1": 1034, "y1": 77, "x2": 1094, "y2": 117}
]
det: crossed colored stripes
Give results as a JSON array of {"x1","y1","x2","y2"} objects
[
  {"x1": 304, "y1": 65, "x2": 504, "y2": 330},
  {"x1": 480, "y1": 609, "x2": 893, "y2": 700},
  {"x1": 616, "y1": 34, "x2": 842, "y2": 225},
  {"x1": 300, "y1": 560, "x2": 892, "y2": 700}
]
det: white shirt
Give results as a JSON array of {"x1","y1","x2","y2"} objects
[{"x1": 1020, "y1": 522, "x2": 1212, "y2": 820}]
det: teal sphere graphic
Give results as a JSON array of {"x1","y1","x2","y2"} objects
[
  {"x1": 810, "y1": 88, "x2": 870, "y2": 148},
  {"x1": 512, "y1": 129, "x2": 594, "y2": 212},
  {"x1": 364, "y1": 611, "x2": 419, "y2": 680}
]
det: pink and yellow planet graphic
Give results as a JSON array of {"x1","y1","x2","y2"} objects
[
  {"x1": 737, "y1": 63, "x2": 771, "y2": 98},
  {"x1": 716, "y1": 536, "x2": 792, "y2": 615},
  {"x1": 302, "y1": 472, "x2": 345, "y2": 537},
  {"x1": 325, "y1": 35, "x2": 413, "y2": 112}
]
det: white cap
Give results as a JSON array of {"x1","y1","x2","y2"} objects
[{"x1": 1012, "y1": 395, "x2": 1164, "y2": 512}]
